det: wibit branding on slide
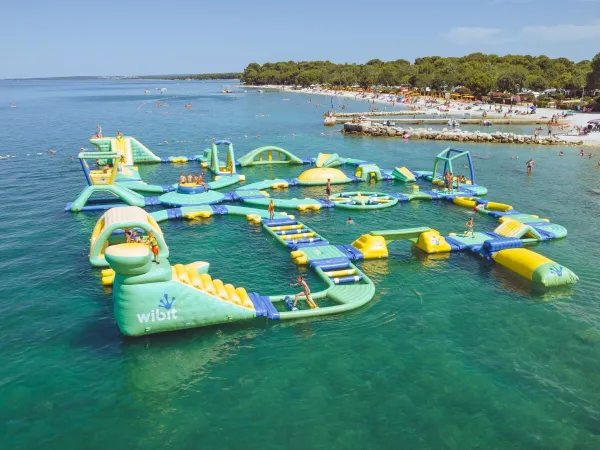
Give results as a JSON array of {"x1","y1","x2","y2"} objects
[{"x1": 136, "y1": 294, "x2": 178, "y2": 323}]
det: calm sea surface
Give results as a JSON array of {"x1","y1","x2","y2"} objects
[{"x1": 1, "y1": 79, "x2": 600, "y2": 449}]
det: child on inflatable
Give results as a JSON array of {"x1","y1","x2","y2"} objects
[
  {"x1": 268, "y1": 200, "x2": 275, "y2": 220},
  {"x1": 464, "y1": 217, "x2": 475, "y2": 238},
  {"x1": 146, "y1": 232, "x2": 160, "y2": 264},
  {"x1": 290, "y1": 275, "x2": 318, "y2": 309}
]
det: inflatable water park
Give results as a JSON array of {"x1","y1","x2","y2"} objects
[{"x1": 72, "y1": 135, "x2": 579, "y2": 336}]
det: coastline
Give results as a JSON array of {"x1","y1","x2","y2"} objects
[{"x1": 246, "y1": 85, "x2": 600, "y2": 147}]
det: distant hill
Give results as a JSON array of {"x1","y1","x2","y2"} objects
[{"x1": 2, "y1": 73, "x2": 242, "y2": 81}]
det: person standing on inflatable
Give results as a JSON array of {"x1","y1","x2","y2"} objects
[
  {"x1": 268, "y1": 200, "x2": 275, "y2": 220},
  {"x1": 146, "y1": 232, "x2": 160, "y2": 264},
  {"x1": 325, "y1": 178, "x2": 331, "y2": 200}
]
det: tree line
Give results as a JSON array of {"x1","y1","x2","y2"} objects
[
  {"x1": 151, "y1": 72, "x2": 242, "y2": 80},
  {"x1": 241, "y1": 53, "x2": 600, "y2": 97}
]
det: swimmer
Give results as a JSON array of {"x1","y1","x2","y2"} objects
[
  {"x1": 290, "y1": 275, "x2": 317, "y2": 309},
  {"x1": 579, "y1": 149, "x2": 585, "y2": 157},
  {"x1": 257, "y1": 134, "x2": 261, "y2": 139},
  {"x1": 268, "y1": 199, "x2": 275, "y2": 220},
  {"x1": 346, "y1": 217, "x2": 354, "y2": 225},
  {"x1": 49, "y1": 149, "x2": 56, "y2": 155},
  {"x1": 526, "y1": 158, "x2": 534, "y2": 175},
  {"x1": 164, "y1": 141, "x2": 168, "y2": 144},
  {"x1": 464, "y1": 217, "x2": 475, "y2": 238},
  {"x1": 558, "y1": 151, "x2": 564, "y2": 156}
]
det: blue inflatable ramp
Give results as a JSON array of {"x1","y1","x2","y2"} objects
[{"x1": 248, "y1": 292, "x2": 268, "y2": 318}]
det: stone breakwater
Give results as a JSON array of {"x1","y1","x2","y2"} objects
[{"x1": 343, "y1": 121, "x2": 584, "y2": 146}]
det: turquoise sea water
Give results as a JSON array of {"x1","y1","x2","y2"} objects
[{"x1": 2, "y1": 79, "x2": 600, "y2": 449}]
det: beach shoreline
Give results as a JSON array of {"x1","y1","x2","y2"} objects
[{"x1": 246, "y1": 85, "x2": 600, "y2": 147}]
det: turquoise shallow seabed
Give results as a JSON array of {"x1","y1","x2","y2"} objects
[{"x1": 2, "y1": 80, "x2": 600, "y2": 449}]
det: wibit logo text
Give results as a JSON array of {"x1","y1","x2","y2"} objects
[{"x1": 137, "y1": 294, "x2": 178, "y2": 323}]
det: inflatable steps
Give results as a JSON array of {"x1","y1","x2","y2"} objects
[
  {"x1": 323, "y1": 267, "x2": 363, "y2": 285},
  {"x1": 262, "y1": 219, "x2": 329, "y2": 252},
  {"x1": 171, "y1": 263, "x2": 254, "y2": 309}
]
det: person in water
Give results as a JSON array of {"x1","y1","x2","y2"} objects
[
  {"x1": 526, "y1": 158, "x2": 534, "y2": 175},
  {"x1": 559, "y1": 151, "x2": 564, "y2": 156},
  {"x1": 268, "y1": 199, "x2": 275, "y2": 220},
  {"x1": 146, "y1": 232, "x2": 160, "y2": 264},
  {"x1": 347, "y1": 217, "x2": 354, "y2": 225},
  {"x1": 291, "y1": 275, "x2": 317, "y2": 309},
  {"x1": 464, "y1": 217, "x2": 475, "y2": 238},
  {"x1": 325, "y1": 178, "x2": 331, "y2": 200}
]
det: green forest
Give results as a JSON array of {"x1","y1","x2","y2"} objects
[{"x1": 241, "y1": 53, "x2": 600, "y2": 97}]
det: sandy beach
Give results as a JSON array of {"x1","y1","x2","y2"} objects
[{"x1": 251, "y1": 85, "x2": 600, "y2": 147}]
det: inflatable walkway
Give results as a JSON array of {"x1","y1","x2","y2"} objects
[{"x1": 95, "y1": 204, "x2": 377, "y2": 336}]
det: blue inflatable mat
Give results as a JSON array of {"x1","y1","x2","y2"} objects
[
  {"x1": 310, "y1": 257, "x2": 350, "y2": 271},
  {"x1": 317, "y1": 199, "x2": 335, "y2": 208},
  {"x1": 532, "y1": 227, "x2": 555, "y2": 241},
  {"x1": 262, "y1": 218, "x2": 298, "y2": 227},
  {"x1": 210, "y1": 205, "x2": 228, "y2": 215},
  {"x1": 276, "y1": 228, "x2": 309, "y2": 235},
  {"x1": 422, "y1": 190, "x2": 442, "y2": 200},
  {"x1": 248, "y1": 292, "x2": 267, "y2": 318},
  {"x1": 444, "y1": 236, "x2": 469, "y2": 251},
  {"x1": 335, "y1": 244, "x2": 364, "y2": 261},
  {"x1": 166, "y1": 208, "x2": 183, "y2": 219},
  {"x1": 482, "y1": 237, "x2": 523, "y2": 253},
  {"x1": 289, "y1": 240, "x2": 330, "y2": 250},
  {"x1": 144, "y1": 196, "x2": 161, "y2": 205},
  {"x1": 332, "y1": 275, "x2": 363, "y2": 284},
  {"x1": 261, "y1": 296, "x2": 280, "y2": 320},
  {"x1": 388, "y1": 193, "x2": 410, "y2": 202}
]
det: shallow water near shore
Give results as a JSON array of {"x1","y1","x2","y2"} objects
[{"x1": 1, "y1": 79, "x2": 600, "y2": 449}]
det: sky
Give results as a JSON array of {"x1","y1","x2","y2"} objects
[{"x1": 1, "y1": 0, "x2": 599, "y2": 78}]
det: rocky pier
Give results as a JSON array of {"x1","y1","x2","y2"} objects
[{"x1": 343, "y1": 121, "x2": 584, "y2": 146}]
